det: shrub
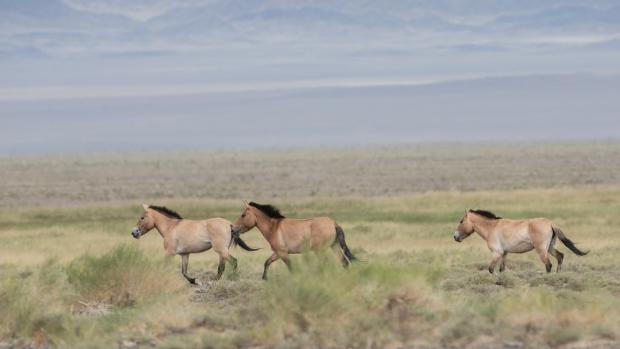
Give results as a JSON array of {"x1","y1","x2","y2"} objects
[
  {"x1": 245, "y1": 253, "x2": 442, "y2": 348},
  {"x1": 66, "y1": 244, "x2": 178, "y2": 307},
  {"x1": 0, "y1": 260, "x2": 68, "y2": 343}
]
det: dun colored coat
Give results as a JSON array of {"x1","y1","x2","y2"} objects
[
  {"x1": 131, "y1": 204, "x2": 257, "y2": 284},
  {"x1": 453, "y1": 209, "x2": 588, "y2": 273},
  {"x1": 232, "y1": 202, "x2": 356, "y2": 279}
]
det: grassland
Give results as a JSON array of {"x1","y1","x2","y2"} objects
[
  {"x1": 1, "y1": 141, "x2": 619, "y2": 206},
  {"x1": 1, "y1": 142, "x2": 620, "y2": 348}
]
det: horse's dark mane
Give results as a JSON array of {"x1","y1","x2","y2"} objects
[
  {"x1": 469, "y1": 209, "x2": 502, "y2": 220},
  {"x1": 149, "y1": 205, "x2": 183, "y2": 219},
  {"x1": 249, "y1": 202, "x2": 286, "y2": 219}
]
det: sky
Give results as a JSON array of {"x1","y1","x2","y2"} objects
[{"x1": 0, "y1": 0, "x2": 619, "y2": 153}]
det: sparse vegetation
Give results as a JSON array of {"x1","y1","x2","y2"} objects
[
  {"x1": 1, "y1": 141, "x2": 619, "y2": 207},
  {"x1": 66, "y1": 244, "x2": 180, "y2": 307},
  {"x1": 1, "y1": 144, "x2": 619, "y2": 348}
]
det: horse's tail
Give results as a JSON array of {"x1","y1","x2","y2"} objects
[
  {"x1": 552, "y1": 226, "x2": 588, "y2": 256},
  {"x1": 229, "y1": 225, "x2": 260, "y2": 252},
  {"x1": 335, "y1": 225, "x2": 357, "y2": 263}
]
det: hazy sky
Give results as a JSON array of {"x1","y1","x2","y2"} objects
[{"x1": 1, "y1": 0, "x2": 619, "y2": 153}]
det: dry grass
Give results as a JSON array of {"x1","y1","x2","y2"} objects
[
  {"x1": 1, "y1": 143, "x2": 620, "y2": 348},
  {"x1": 0, "y1": 141, "x2": 619, "y2": 207}
]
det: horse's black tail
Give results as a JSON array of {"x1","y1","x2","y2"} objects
[
  {"x1": 335, "y1": 225, "x2": 357, "y2": 263},
  {"x1": 553, "y1": 226, "x2": 588, "y2": 256},
  {"x1": 230, "y1": 225, "x2": 260, "y2": 251}
]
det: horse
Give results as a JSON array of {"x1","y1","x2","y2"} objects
[
  {"x1": 453, "y1": 209, "x2": 588, "y2": 273},
  {"x1": 131, "y1": 204, "x2": 258, "y2": 284},
  {"x1": 231, "y1": 201, "x2": 357, "y2": 280}
]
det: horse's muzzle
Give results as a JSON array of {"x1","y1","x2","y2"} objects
[
  {"x1": 453, "y1": 232, "x2": 463, "y2": 242},
  {"x1": 131, "y1": 227, "x2": 141, "y2": 239}
]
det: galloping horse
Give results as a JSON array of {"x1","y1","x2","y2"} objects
[
  {"x1": 453, "y1": 209, "x2": 588, "y2": 273},
  {"x1": 131, "y1": 204, "x2": 258, "y2": 284},
  {"x1": 232, "y1": 202, "x2": 357, "y2": 279}
]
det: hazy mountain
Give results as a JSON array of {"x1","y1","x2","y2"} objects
[
  {"x1": 1, "y1": 73, "x2": 619, "y2": 153},
  {"x1": 1, "y1": 1, "x2": 618, "y2": 153},
  {"x1": 1, "y1": 0, "x2": 619, "y2": 58}
]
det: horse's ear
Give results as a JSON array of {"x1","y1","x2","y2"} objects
[{"x1": 142, "y1": 203, "x2": 149, "y2": 211}]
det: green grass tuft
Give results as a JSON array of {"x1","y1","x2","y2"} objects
[{"x1": 66, "y1": 244, "x2": 178, "y2": 307}]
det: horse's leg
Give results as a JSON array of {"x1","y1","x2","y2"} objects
[
  {"x1": 212, "y1": 230, "x2": 235, "y2": 279},
  {"x1": 499, "y1": 252, "x2": 508, "y2": 273},
  {"x1": 180, "y1": 253, "x2": 197, "y2": 285},
  {"x1": 549, "y1": 248, "x2": 564, "y2": 272},
  {"x1": 278, "y1": 251, "x2": 292, "y2": 272},
  {"x1": 215, "y1": 250, "x2": 237, "y2": 280},
  {"x1": 262, "y1": 253, "x2": 279, "y2": 280},
  {"x1": 547, "y1": 233, "x2": 564, "y2": 272},
  {"x1": 216, "y1": 255, "x2": 226, "y2": 280},
  {"x1": 488, "y1": 252, "x2": 503, "y2": 274},
  {"x1": 535, "y1": 246, "x2": 552, "y2": 273},
  {"x1": 228, "y1": 255, "x2": 238, "y2": 272},
  {"x1": 282, "y1": 256, "x2": 292, "y2": 272}
]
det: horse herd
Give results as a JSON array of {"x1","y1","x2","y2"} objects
[{"x1": 131, "y1": 202, "x2": 588, "y2": 284}]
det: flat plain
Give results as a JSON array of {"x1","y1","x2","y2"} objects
[{"x1": 1, "y1": 142, "x2": 620, "y2": 349}]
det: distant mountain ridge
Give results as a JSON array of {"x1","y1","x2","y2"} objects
[
  {"x1": 1, "y1": 0, "x2": 619, "y2": 58},
  {"x1": 1, "y1": 73, "x2": 619, "y2": 153}
]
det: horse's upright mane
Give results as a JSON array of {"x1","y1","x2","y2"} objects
[
  {"x1": 149, "y1": 205, "x2": 183, "y2": 219},
  {"x1": 249, "y1": 202, "x2": 286, "y2": 219},
  {"x1": 469, "y1": 209, "x2": 502, "y2": 220}
]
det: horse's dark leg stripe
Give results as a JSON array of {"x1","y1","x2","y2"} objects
[
  {"x1": 262, "y1": 253, "x2": 279, "y2": 280},
  {"x1": 499, "y1": 252, "x2": 507, "y2": 272},
  {"x1": 216, "y1": 257, "x2": 226, "y2": 280},
  {"x1": 181, "y1": 254, "x2": 197, "y2": 284}
]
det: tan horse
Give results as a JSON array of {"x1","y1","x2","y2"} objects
[
  {"x1": 453, "y1": 209, "x2": 588, "y2": 273},
  {"x1": 232, "y1": 202, "x2": 356, "y2": 279},
  {"x1": 131, "y1": 204, "x2": 258, "y2": 284}
]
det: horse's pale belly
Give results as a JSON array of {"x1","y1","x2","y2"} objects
[
  {"x1": 506, "y1": 241, "x2": 534, "y2": 253},
  {"x1": 176, "y1": 240, "x2": 212, "y2": 254},
  {"x1": 497, "y1": 226, "x2": 534, "y2": 253},
  {"x1": 174, "y1": 230, "x2": 213, "y2": 254}
]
